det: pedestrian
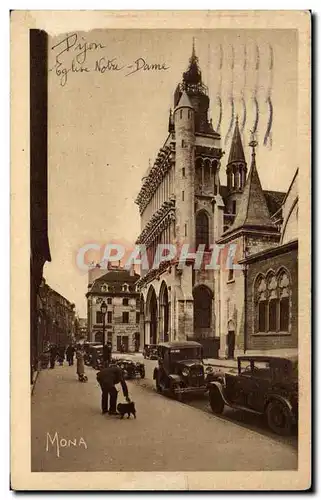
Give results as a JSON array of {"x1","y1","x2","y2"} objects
[
  {"x1": 103, "y1": 341, "x2": 112, "y2": 367},
  {"x1": 49, "y1": 344, "x2": 58, "y2": 369},
  {"x1": 66, "y1": 344, "x2": 75, "y2": 366},
  {"x1": 76, "y1": 344, "x2": 86, "y2": 381},
  {"x1": 57, "y1": 345, "x2": 65, "y2": 366},
  {"x1": 96, "y1": 363, "x2": 130, "y2": 415}
]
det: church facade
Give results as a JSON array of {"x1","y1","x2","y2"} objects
[{"x1": 134, "y1": 46, "x2": 295, "y2": 358}]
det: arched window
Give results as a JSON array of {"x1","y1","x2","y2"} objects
[
  {"x1": 255, "y1": 276, "x2": 268, "y2": 333},
  {"x1": 279, "y1": 271, "x2": 290, "y2": 331},
  {"x1": 196, "y1": 211, "x2": 209, "y2": 249},
  {"x1": 193, "y1": 286, "x2": 212, "y2": 329},
  {"x1": 267, "y1": 274, "x2": 278, "y2": 332},
  {"x1": 254, "y1": 270, "x2": 291, "y2": 333}
]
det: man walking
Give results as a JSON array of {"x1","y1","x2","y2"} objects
[
  {"x1": 102, "y1": 341, "x2": 112, "y2": 367},
  {"x1": 49, "y1": 344, "x2": 58, "y2": 369},
  {"x1": 96, "y1": 363, "x2": 130, "y2": 415},
  {"x1": 66, "y1": 344, "x2": 75, "y2": 366}
]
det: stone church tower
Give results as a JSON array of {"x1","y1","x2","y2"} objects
[
  {"x1": 217, "y1": 139, "x2": 281, "y2": 357},
  {"x1": 134, "y1": 45, "x2": 285, "y2": 357}
]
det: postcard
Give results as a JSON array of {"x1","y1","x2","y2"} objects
[{"x1": 11, "y1": 10, "x2": 311, "y2": 491}]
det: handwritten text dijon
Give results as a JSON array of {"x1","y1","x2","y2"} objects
[{"x1": 51, "y1": 33, "x2": 169, "y2": 87}]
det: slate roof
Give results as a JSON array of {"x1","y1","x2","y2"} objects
[
  {"x1": 175, "y1": 90, "x2": 193, "y2": 110},
  {"x1": 222, "y1": 150, "x2": 279, "y2": 236},
  {"x1": 219, "y1": 185, "x2": 285, "y2": 218},
  {"x1": 89, "y1": 269, "x2": 140, "y2": 294},
  {"x1": 227, "y1": 118, "x2": 246, "y2": 164}
]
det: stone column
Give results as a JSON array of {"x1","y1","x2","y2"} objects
[
  {"x1": 184, "y1": 299, "x2": 194, "y2": 339},
  {"x1": 158, "y1": 302, "x2": 164, "y2": 343},
  {"x1": 176, "y1": 300, "x2": 185, "y2": 340},
  {"x1": 168, "y1": 300, "x2": 172, "y2": 341},
  {"x1": 145, "y1": 320, "x2": 151, "y2": 345},
  {"x1": 218, "y1": 253, "x2": 227, "y2": 359}
]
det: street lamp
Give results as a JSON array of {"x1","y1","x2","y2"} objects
[{"x1": 100, "y1": 301, "x2": 107, "y2": 346}]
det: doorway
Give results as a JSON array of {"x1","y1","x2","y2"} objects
[
  {"x1": 227, "y1": 330, "x2": 235, "y2": 359},
  {"x1": 117, "y1": 335, "x2": 129, "y2": 352}
]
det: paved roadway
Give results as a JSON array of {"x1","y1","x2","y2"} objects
[
  {"x1": 31, "y1": 360, "x2": 297, "y2": 472},
  {"x1": 132, "y1": 355, "x2": 298, "y2": 449}
]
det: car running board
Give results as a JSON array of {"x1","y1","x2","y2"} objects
[{"x1": 224, "y1": 403, "x2": 263, "y2": 415}]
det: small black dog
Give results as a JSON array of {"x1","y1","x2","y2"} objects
[{"x1": 117, "y1": 401, "x2": 136, "y2": 419}]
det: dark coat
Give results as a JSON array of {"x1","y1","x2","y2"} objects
[
  {"x1": 102, "y1": 344, "x2": 112, "y2": 362},
  {"x1": 66, "y1": 345, "x2": 75, "y2": 358},
  {"x1": 49, "y1": 345, "x2": 58, "y2": 358},
  {"x1": 96, "y1": 366, "x2": 129, "y2": 398}
]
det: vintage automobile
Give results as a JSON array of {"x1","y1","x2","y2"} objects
[
  {"x1": 113, "y1": 358, "x2": 145, "y2": 379},
  {"x1": 153, "y1": 341, "x2": 212, "y2": 400},
  {"x1": 208, "y1": 355, "x2": 298, "y2": 436},
  {"x1": 85, "y1": 344, "x2": 104, "y2": 370},
  {"x1": 143, "y1": 344, "x2": 159, "y2": 360},
  {"x1": 84, "y1": 342, "x2": 103, "y2": 365}
]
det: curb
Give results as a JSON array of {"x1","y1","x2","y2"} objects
[{"x1": 31, "y1": 369, "x2": 41, "y2": 396}]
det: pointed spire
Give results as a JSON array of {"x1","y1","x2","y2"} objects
[
  {"x1": 227, "y1": 116, "x2": 245, "y2": 164},
  {"x1": 192, "y1": 37, "x2": 196, "y2": 58},
  {"x1": 175, "y1": 90, "x2": 193, "y2": 110},
  {"x1": 224, "y1": 140, "x2": 277, "y2": 235}
]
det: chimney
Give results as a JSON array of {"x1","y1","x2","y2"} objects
[{"x1": 130, "y1": 264, "x2": 135, "y2": 277}]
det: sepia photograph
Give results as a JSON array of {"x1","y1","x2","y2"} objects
[{"x1": 11, "y1": 10, "x2": 311, "y2": 490}]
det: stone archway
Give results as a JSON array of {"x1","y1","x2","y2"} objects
[
  {"x1": 146, "y1": 285, "x2": 158, "y2": 345},
  {"x1": 227, "y1": 319, "x2": 236, "y2": 359},
  {"x1": 159, "y1": 281, "x2": 170, "y2": 343},
  {"x1": 139, "y1": 294, "x2": 145, "y2": 349}
]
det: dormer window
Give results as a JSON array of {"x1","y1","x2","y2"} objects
[
  {"x1": 101, "y1": 284, "x2": 107, "y2": 292},
  {"x1": 122, "y1": 283, "x2": 129, "y2": 292}
]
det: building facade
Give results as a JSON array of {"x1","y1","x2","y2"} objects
[
  {"x1": 134, "y1": 46, "x2": 291, "y2": 358},
  {"x1": 86, "y1": 266, "x2": 141, "y2": 353},
  {"x1": 76, "y1": 317, "x2": 88, "y2": 339},
  {"x1": 239, "y1": 170, "x2": 298, "y2": 356},
  {"x1": 37, "y1": 278, "x2": 76, "y2": 349},
  {"x1": 30, "y1": 30, "x2": 51, "y2": 382}
]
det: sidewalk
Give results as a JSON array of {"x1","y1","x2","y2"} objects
[
  {"x1": 118, "y1": 352, "x2": 238, "y2": 370},
  {"x1": 204, "y1": 358, "x2": 238, "y2": 369}
]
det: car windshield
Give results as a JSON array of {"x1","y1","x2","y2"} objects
[{"x1": 169, "y1": 348, "x2": 202, "y2": 361}]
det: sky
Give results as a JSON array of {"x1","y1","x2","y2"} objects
[{"x1": 44, "y1": 28, "x2": 298, "y2": 317}]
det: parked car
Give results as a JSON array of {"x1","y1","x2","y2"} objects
[
  {"x1": 84, "y1": 342, "x2": 103, "y2": 364},
  {"x1": 113, "y1": 358, "x2": 145, "y2": 379},
  {"x1": 153, "y1": 341, "x2": 212, "y2": 401},
  {"x1": 143, "y1": 344, "x2": 159, "y2": 360},
  {"x1": 208, "y1": 355, "x2": 298, "y2": 436},
  {"x1": 85, "y1": 344, "x2": 104, "y2": 370}
]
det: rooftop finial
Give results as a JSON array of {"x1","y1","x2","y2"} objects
[
  {"x1": 192, "y1": 37, "x2": 196, "y2": 58},
  {"x1": 249, "y1": 129, "x2": 258, "y2": 162}
]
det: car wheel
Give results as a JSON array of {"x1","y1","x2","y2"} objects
[
  {"x1": 169, "y1": 382, "x2": 183, "y2": 402},
  {"x1": 209, "y1": 387, "x2": 224, "y2": 414},
  {"x1": 266, "y1": 401, "x2": 293, "y2": 436}
]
